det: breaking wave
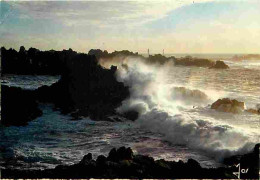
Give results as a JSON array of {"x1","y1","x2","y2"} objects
[{"x1": 111, "y1": 56, "x2": 258, "y2": 160}]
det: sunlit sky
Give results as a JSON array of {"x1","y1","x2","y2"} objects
[{"x1": 0, "y1": 0, "x2": 260, "y2": 54}]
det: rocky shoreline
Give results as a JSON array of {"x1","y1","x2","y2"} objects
[
  {"x1": 2, "y1": 144, "x2": 259, "y2": 179},
  {"x1": 0, "y1": 47, "x2": 230, "y2": 127},
  {"x1": 1, "y1": 46, "x2": 230, "y2": 76},
  {"x1": 1, "y1": 52, "x2": 133, "y2": 126}
]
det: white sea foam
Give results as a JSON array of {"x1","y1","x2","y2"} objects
[{"x1": 113, "y1": 56, "x2": 259, "y2": 160}]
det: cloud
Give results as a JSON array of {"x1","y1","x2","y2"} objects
[
  {"x1": 1, "y1": 1, "x2": 202, "y2": 27},
  {"x1": 1, "y1": 0, "x2": 259, "y2": 53},
  {"x1": 3, "y1": 0, "x2": 258, "y2": 28}
]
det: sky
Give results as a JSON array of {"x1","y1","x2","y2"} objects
[{"x1": 0, "y1": 0, "x2": 260, "y2": 54}]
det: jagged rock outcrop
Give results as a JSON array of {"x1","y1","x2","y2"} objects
[
  {"x1": 211, "y1": 98, "x2": 245, "y2": 113},
  {"x1": 3, "y1": 145, "x2": 259, "y2": 178},
  {"x1": 1, "y1": 85, "x2": 42, "y2": 126},
  {"x1": 210, "y1": 60, "x2": 229, "y2": 69},
  {"x1": 2, "y1": 46, "x2": 230, "y2": 76},
  {"x1": 1, "y1": 47, "x2": 136, "y2": 122},
  {"x1": 88, "y1": 49, "x2": 140, "y2": 59},
  {"x1": 0, "y1": 146, "x2": 246, "y2": 179},
  {"x1": 35, "y1": 54, "x2": 130, "y2": 120},
  {"x1": 1, "y1": 46, "x2": 75, "y2": 75}
]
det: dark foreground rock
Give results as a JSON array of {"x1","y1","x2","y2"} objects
[
  {"x1": 1, "y1": 48, "x2": 136, "y2": 126},
  {"x1": 2, "y1": 145, "x2": 259, "y2": 179},
  {"x1": 210, "y1": 60, "x2": 229, "y2": 69},
  {"x1": 1, "y1": 85, "x2": 42, "y2": 126},
  {"x1": 211, "y1": 98, "x2": 245, "y2": 113}
]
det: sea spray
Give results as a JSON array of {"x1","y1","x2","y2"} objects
[{"x1": 103, "y1": 56, "x2": 258, "y2": 160}]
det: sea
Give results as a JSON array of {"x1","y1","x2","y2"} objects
[{"x1": 0, "y1": 55, "x2": 259, "y2": 170}]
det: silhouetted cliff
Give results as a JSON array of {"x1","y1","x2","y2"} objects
[
  {"x1": 1, "y1": 50, "x2": 132, "y2": 126},
  {"x1": 1, "y1": 47, "x2": 230, "y2": 75},
  {"x1": 1, "y1": 46, "x2": 76, "y2": 75},
  {"x1": 35, "y1": 53, "x2": 130, "y2": 120}
]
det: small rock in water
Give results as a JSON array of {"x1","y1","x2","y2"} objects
[
  {"x1": 209, "y1": 60, "x2": 229, "y2": 69},
  {"x1": 211, "y1": 98, "x2": 245, "y2": 113}
]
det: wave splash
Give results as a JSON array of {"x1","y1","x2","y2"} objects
[{"x1": 109, "y1": 56, "x2": 257, "y2": 160}]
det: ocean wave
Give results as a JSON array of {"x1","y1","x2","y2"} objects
[{"x1": 114, "y1": 56, "x2": 258, "y2": 160}]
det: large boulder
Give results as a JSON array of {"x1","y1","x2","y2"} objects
[{"x1": 211, "y1": 98, "x2": 245, "y2": 113}]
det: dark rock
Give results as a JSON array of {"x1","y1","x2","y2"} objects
[
  {"x1": 123, "y1": 110, "x2": 139, "y2": 121},
  {"x1": 210, "y1": 60, "x2": 229, "y2": 69},
  {"x1": 96, "y1": 155, "x2": 106, "y2": 164},
  {"x1": 107, "y1": 147, "x2": 134, "y2": 162},
  {"x1": 187, "y1": 159, "x2": 201, "y2": 169},
  {"x1": 117, "y1": 147, "x2": 134, "y2": 161},
  {"x1": 107, "y1": 148, "x2": 117, "y2": 161},
  {"x1": 34, "y1": 53, "x2": 130, "y2": 121},
  {"x1": 110, "y1": 65, "x2": 117, "y2": 74},
  {"x1": 173, "y1": 56, "x2": 215, "y2": 67},
  {"x1": 1, "y1": 85, "x2": 42, "y2": 126},
  {"x1": 2, "y1": 145, "x2": 259, "y2": 178},
  {"x1": 1, "y1": 46, "x2": 71, "y2": 75},
  {"x1": 147, "y1": 54, "x2": 169, "y2": 65},
  {"x1": 79, "y1": 153, "x2": 92, "y2": 164}
]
